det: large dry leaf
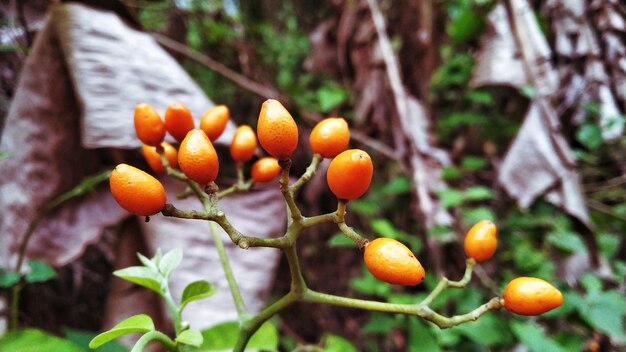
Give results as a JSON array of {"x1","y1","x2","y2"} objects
[{"x1": 471, "y1": 0, "x2": 590, "y2": 228}]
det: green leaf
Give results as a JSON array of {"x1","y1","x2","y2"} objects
[
  {"x1": 408, "y1": 318, "x2": 440, "y2": 352},
  {"x1": 520, "y1": 85, "x2": 538, "y2": 99},
  {"x1": 463, "y1": 186, "x2": 493, "y2": 201},
  {"x1": 158, "y1": 248, "x2": 183, "y2": 278},
  {"x1": 598, "y1": 232, "x2": 621, "y2": 259},
  {"x1": 25, "y1": 260, "x2": 56, "y2": 283},
  {"x1": 316, "y1": 84, "x2": 348, "y2": 112},
  {"x1": 181, "y1": 280, "x2": 216, "y2": 310},
  {"x1": 197, "y1": 320, "x2": 278, "y2": 351},
  {"x1": 0, "y1": 151, "x2": 9, "y2": 161},
  {"x1": 461, "y1": 207, "x2": 496, "y2": 227},
  {"x1": 362, "y1": 313, "x2": 397, "y2": 334},
  {"x1": 546, "y1": 231, "x2": 587, "y2": 254},
  {"x1": 450, "y1": 314, "x2": 512, "y2": 346},
  {"x1": 381, "y1": 176, "x2": 411, "y2": 195},
  {"x1": 460, "y1": 156, "x2": 488, "y2": 171},
  {"x1": 370, "y1": 218, "x2": 398, "y2": 237},
  {"x1": 175, "y1": 329, "x2": 203, "y2": 347},
  {"x1": 89, "y1": 314, "x2": 155, "y2": 349},
  {"x1": 442, "y1": 166, "x2": 462, "y2": 181},
  {"x1": 327, "y1": 233, "x2": 357, "y2": 248},
  {"x1": 576, "y1": 123, "x2": 603, "y2": 150},
  {"x1": 511, "y1": 321, "x2": 567, "y2": 352},
  {"x1": 437, "y1": 188, "x2": 464, "y2": 209},
  {"x1": 580, "y1": 273, "x2": 602, "y2": 293},
  {"x1": 448, "y1": 6, "x2": 484, "y2": 44},
  {"x1": 577, "y1": 290, "x2": 626, "y2": 341},
  {"x1": 137, "y1": 252, "x2": 157, "y2": 271},
  {"x1": 64, "y1": 329, "x2": 128, "y2": 352},
  {"x1": 465, "y1": 90, "x2": 493, "y2": 105},
  {"x1": 113, "y1": 266, "x2": 163, "y2": 295},
  {"x1": 322, "y1": 333, "x2": 358, "y2": 352},
  {"x1": 0, "y1": 328, "x2": 83, "y2": 352},
  {"x1": 0, "y1": 269, "x2": 20, "y2": 287}
]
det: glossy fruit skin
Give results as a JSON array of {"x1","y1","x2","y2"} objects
[
  {"x1": 109, "y1": 163, "x2": 166, "y2": 216},
  {"x1": 503, "y1": 277, "x2": 563, "y2": 315},
  {"x1": 257, "y1": 99, "x2": 298, "y2": 160},
  {"x1": 251, "y1": 157, "x2": 281, "y2": 183},
  {"x1": 164, "y1": 102, "x2": 195, "y2": 142},
  {"x1": 464, "y1": 220, "x2": 498, "y2": 262},
  {"x1": 142, "y1": 142, "x2": 178, "y2": 174},
  {"x1": 326, "y1": 149, "x2": 373, "y2": 200},
  {"x1": 309, "y1": 117, "x2": 350, "y2": 158},
  {"x1": 134, "y1": 103, "x2": 166, "y2": 146},
  {"x1": 364, "y1": 238, "x2": 425, "y2": 286},
  {"x1": 178, "y1": 129, "x2": 219, "y2": 184},
  {"x1": 200, "y1": 105, "x2": 230, "y2": 142},
  {"x1": 230, "y1": 125, "x2": 258, "y2": 162}
]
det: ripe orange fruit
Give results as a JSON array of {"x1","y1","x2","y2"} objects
[
  {"x1": 230, "y1": 125, "x2": 258, "y2": 163},
  {"x1": 164, "y1": 102, "x2": 195, "y2": 142},
  {"x1": 178, "y1": 129, "x2": 219, "y2": 185},
  {"x1": 364, "y1": 238, "x2": 425, "y2": 286},
  {"x1": 503, "y1": 277, "x2": 563, "y2": 315},
  {"x1": 200, "y1": 105, "x2": 230, "y2": 142},
  {"x1": 464, "y1": 220, "x2": 498, "y2": 262},
  {"x1": 134, "y1": 103, "x2": 166, "y2": 146},
  {"x1": 109, "y1": 163, "x2": 166, "y2": 216},
  {"x1": 326, "y1": 149, "x2": 373, "y2": 200},
  {"x1": 309, "y1": 117, "x2": 350, "y2": 158},
  {"x1": 142, "y1": 142, "x2": 178, "y2": 174},
  {"x1": 257, "y1": 99, "x2": 298, "y2": 160},
  {"x1": 251, "y1": 157, "x2": 281, "y2": 183}
]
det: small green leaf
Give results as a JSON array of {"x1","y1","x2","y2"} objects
[
  {"x1": 546, "y1": 231, "x2": 587, "y2": 254},
  {"x1": 408, "y1": 318, "x2": 440, "y2": 352},
  {"x1": 370, "y1": 218, "x2": 398, "y2": 237},
  {"x1": 158, "y1": 248, "x2": 183, "y2": 278},
  {"x1": 137, "y1": 253, "x2": 157, "y2": 271},
  {"x1": 322, "y1": 333, "x2": 358, "y2": 352},
  {"x1": 25, "y1": 260, "x2": 56, "y2": 283},
  {"x1": 64, "y1": 329, "x2": 128, "y2": 352},
  {"x1": 576, "y1": 123, "x2": 603, "y2": 150},
  {"x1": 598, "y1": 232, "x2": 621, "y2": 259},
  {"x1": 442, "y1": 166, "x2": 462, "y2": 180},
  {"x1": 520, "y1": 85, "x2": 538, "y2": 99},
  {"x1": 175, "y1": 329, "x2": 203, "y2": 347},
  {"x1": 362, "y1": 313, "x2": 397, "y2": 334},
  {"x1": 89, "y1": 314, "x2": 155, "y2": 349},
  {"x1": 437, "y1": 188, "x2": 464, "y2": 209},
  {"x1": 197, "y1": 320, "x2": 278, "y2": 351},
  {"x1": 465, "y1": 90, "x2": 493, "y2": 105},
  {"x1": 181, "y1": 280, "x2": 216, "y2": 310},
  {"x1": 450, "y1": 314, "x2": 512, "y2": 346},
  {"x1": 0, "y1": 269, "x2": 20, "y2": 287},
  {"x1": 316, "y1": 84, "x2": 348, "y2": 112},
  {"x1": 114, "y1": 266, "x2": 163, "y2": 294},
  {"x1": 0, "y1": 328, "x2": 83, "y2": 352},
  {"x1": 381, "y1": 176, "x2": 411, "y2": 195},
  {"x1": 463, "y1": 186, "x2": 493, "y2": 201},
  {"x1": 460, "y1": 156, "x2": 488, "y2": 171},
  {"x1": 577, "y1": 290, "x2": 626, "y2": 341},
  {"x1": 580, "y1": 273, "x2": 602, "y2": 293},
  {"x1": 511, "y1": 321, "x2": 567, "y2": 352}
]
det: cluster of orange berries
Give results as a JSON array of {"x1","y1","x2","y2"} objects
[{"x1": 109, "y1": 99, "x2": 562, "y2": 317}]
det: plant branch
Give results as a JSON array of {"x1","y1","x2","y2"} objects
[
  {"x1": 420, "y1": 258, "x2": 476, "y2": 307},
  {"x1": 289, "y1": 154, "x2": 323, "y2": 193},
  {"x1": 130, "y1": 331, "x2": 176, "y2": 352}
]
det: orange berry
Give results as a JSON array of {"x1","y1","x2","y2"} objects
[
  {"x1": 134, "y1": 103, "x2": 166, "y2": 146},
  {"x1": 251, "y1": 157, "x2": 281, "y2": 183},
  {"x1": 309, "y1": 117, "x2": 350, "y2": 158},
  {"x1": 364, "y1": 238, "x2": 425, "y2": 286},
  {"x1": 142, "y1": 142, "x2": 178, "y2": 174},
  {"x1": 503, "y1": 277, "x2": 563, "y2": 315},
  {"x1": 178, "y1": 129, "x2": 219, "y2": 185},
  {"x1": 326, "y1": 149, "x2": 373, "y2": 200},
  {"x1": 164, "y1": 102, "x2": 195, "y2": 142},
  {"x1": 200, "y1": 105, "x2": 230, "y2": 142},
  {"x1": 257, "y1": 99, "x2": 298, "y2": 159},
  {"x1": 464, "y1": 220, "x2": 498, "y2": 262},
  {"x1": 230, "y1": 125, "x2": 258, "y2": 163},
  {"x1": 109, "y1": 163, "x2": 166, "y2": 216}
]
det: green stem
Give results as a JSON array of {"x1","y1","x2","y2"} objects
[
  {"x1": 130, "y1": 331, "x2": 177, "y2": 352},
  {"x1": 420, "y1": 259, "x2": 476, "y2": 307},
  {"x1": 278, "y1": 159, "x2": 302, "y2": 221},
  {"x1": 337, "y1": 222, "x2": 369, "y2": 249},
  {"x1": 300, "y1": 212, "x2": 338, "y2": 228},
  {"x1": 10, "y1": 284, "x2": 22, "y2": 330},
  {"x1": 207, "y1": 220, "x2": 249, "y2": 321},
  {"x1": 289, "y1": 154, "x2": 323, "y2": 193},
  {"x1": 162, "y1": 284, "x2": 182, "y2": 335},
  {"x1": 284, "y1": 245, "x2": 307, "y2": 293}
]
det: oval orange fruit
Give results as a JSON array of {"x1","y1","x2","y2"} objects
[
  {"x1": 164, "y1": 102, "x2": 195, "y2": 142},
  {"x1": 178, "y1": 129, "x2": 219, "y2": 185},
  {"x1": 326, "y1": 149, "x2": 373, "y2": 200},
  {"x1": 309, "y1": 117, "x2": 350, "y2": 158},
  {"x1": 230, "y1": 125, "x2": 258, "y2": 163},
  {"x1": 464, "y1": 220, "x2": 498, "y2": 262},
  {"x1": 142, "y1": 142, "x2": 178, "y2": 174},
  {"x1": 251, "y1": 157, "x2": 281, "y2": 183},
  {"x1": 503, "y1": 277, "x2": 563, "y2": 315},
  {"x1": 109, "y1": 163, "x2": 166, "y2": 216},
  {"x1": 364, "y1": 238, "x2": 425, "y2": 286},
  {"x1": 200, "y1": 105, "x2": 230, "y2": 142},
  {"x1": 134, "y1": 103, "x2": 166, "y2": 146},
  {"x1": 257, "y1": 99, "x2": 298, "y2": 160}
]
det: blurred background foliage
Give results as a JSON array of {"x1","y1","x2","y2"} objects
[{"x1": 1, "y1": 0, "x2": 625, "y2": 351}]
